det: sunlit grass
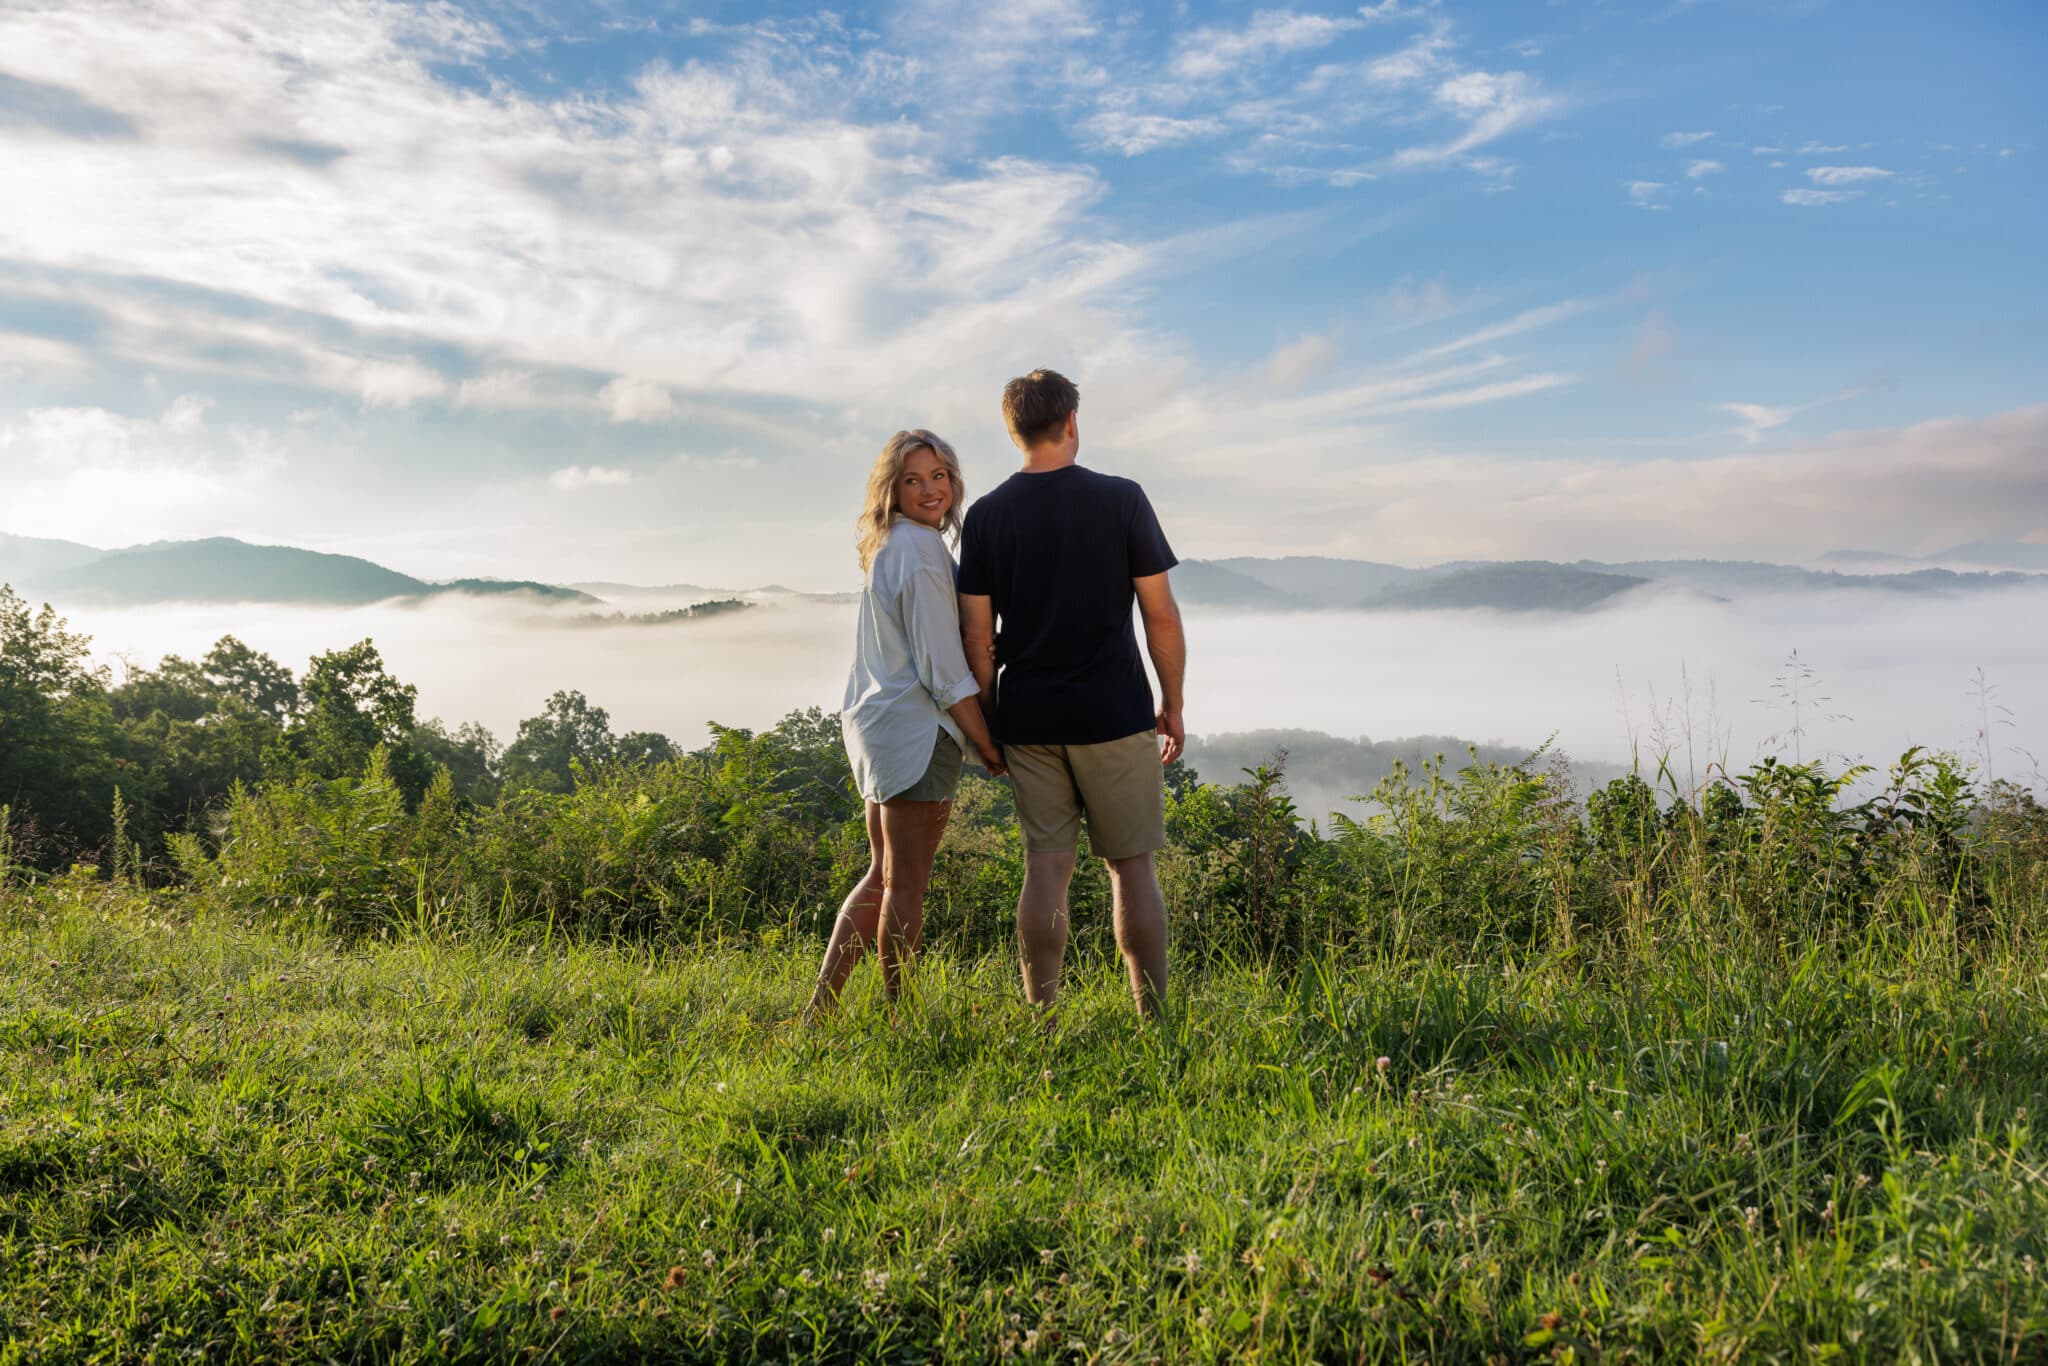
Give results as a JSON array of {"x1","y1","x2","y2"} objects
[{"x1": 3, "y1": 883, "x2": 2045, "y2": 1362}]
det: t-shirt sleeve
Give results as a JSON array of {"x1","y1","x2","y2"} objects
[
  {"x1": 956, "y1": 502, "x2": 991, "y2": 596},
  {"x1": 1126, "y1": 485, "x2": 1178, "y2": 578}
]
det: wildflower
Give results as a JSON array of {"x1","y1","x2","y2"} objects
[
  {"x1": 1743, "y1": 1206, "x2": 1761, "y2": 1232},
  {"x1": 714, "y1": 1081, "x2": 727, "y2": 1094},
  {"x1": 1376, "y1": 1057, "x2": 1391, "y2": 1074},
  {"x1": 1039, "y1": 1249, "x2": 1055, "y2": 1265},
  {"x1": 701, "y1": 1249, "x2": 716, "y2": 1267},
  {"x1": 822, "y1": 1228, "x2": 836, "y2": 1244}
]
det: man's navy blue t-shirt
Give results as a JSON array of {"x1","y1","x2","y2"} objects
[{"x1": 957, "y1": 464, "x2": 1177, "y2": 746}]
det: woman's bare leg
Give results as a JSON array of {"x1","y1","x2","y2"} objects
[
  {"x1": 876, "y1": 797, "x2": 953, "y2": 1001},
  {"x1": 802, "y1": 802, "x2": 886, "y2": 1020}
]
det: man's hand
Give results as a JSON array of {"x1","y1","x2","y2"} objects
[
  {"x1": 1156, "y1": 708, "x2": 1184, "y2": 765},
  {"x1": 977, "y1": 740, "x2": 1008, "y2": 777}
]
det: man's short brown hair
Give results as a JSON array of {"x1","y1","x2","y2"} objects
[{"x1": 1001, "y1": 369, "x2": 1080, "y2": 447}]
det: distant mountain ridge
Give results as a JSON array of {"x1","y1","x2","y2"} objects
[
  {"x1": 1, "y1": 535, "x2": 595, "y2": 607},
  {"x1": 1179, "y1": 554, "x2": 2048, "y2": 613},
  {"x1": 7, "y1": 531, "x2": 2044, "y2": 614}
]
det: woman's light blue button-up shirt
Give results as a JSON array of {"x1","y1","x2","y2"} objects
[{"x1": 841, "y1": 520, "x2": 979, "y2": 803}]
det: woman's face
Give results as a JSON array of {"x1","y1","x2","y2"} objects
[{"x1": 895, "y1": 445, "x2": 953, "y2": 529}]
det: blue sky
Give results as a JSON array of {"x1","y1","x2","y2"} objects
[{"x1": 1, "y1": 0, "x2": 2042, "y2": 588}]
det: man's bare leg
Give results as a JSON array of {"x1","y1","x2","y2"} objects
[
  {"x1": 1017, "y1": 848, "x2": 1077, "y2": 1011},
  {"x1": 1106, "y1": 851, "x2": 1168, "y2": 1019},
  {"x1": 803, "y1": 802, "x2": 886, "y2": 1020}
]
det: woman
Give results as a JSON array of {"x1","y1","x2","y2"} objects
[{"x1": 804, "y1": 429, "x2": 1004, "y2": 1017}]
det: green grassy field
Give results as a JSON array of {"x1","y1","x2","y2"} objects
[{"x1": 4, "y1": 877, "x2": 2045, "y2": 1363}]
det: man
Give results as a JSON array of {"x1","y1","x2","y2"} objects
[{"x1": 957, "y1": 368, "x2": 1186, "y2": 1019}]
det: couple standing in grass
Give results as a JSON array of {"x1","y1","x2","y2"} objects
[{"x1": 803, "y1": 369, "x2": 1187, "y2": 1023}]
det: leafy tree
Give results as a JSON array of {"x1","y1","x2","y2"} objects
[
  {"x1": 412, "y1": 718, "x2": 502, "y2": 805},
  {"x1": 615, "y1": 729, "x2": 679, "y2": 768},
  {"x1": 107, "y1": 651, "x2": 281, "y2": 855},
  {"x1": 202, "y1": 635, "x2": 300, "y2": 723},
  {"x1": 286, "y1": 640, "x2": 433, "y2": 798},
  {"x1": 0, "y1": 584, "x2": 117, "y2": 861},
  {"x1": 502, "y1": 690, "x2": 616, "y2": 794}
]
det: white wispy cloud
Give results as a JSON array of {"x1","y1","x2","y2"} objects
[
  {"x1": 159, "y1": 394, "x2": 214, "y2": 434},
  {"x1": 1718, "y1": 382, "x2": 1875, "y2": 442},
  {"x1": 1661, "y1": 130, "x2": 1715, "y2": 147},
  {"x1": 1266, "y1": 330, "x2": 1341, "y2": 389},
  {"x1": 1685, "y1": 159, "x2": 1725, "y2": 178},
  {"x1": 1406, "y1": 299, "x2": 1586, "y2": 363},
  {"x1": 1782, "y1": 187, "x2": 1861, "y2": 206},
  {"x1": 1627, "y1": 180, "x2": 1669, "y2": 208},
  {"x1": 1720, "y1": 401, "x2": 1794, "y2": 443},
  {"x1": 600, "y1": 378, "x2": 679, "y2": 424},
  {"x1": 1806, "y1": 165, "x2": 1893, "y2": 184},
  {"x1": 1386, "y1": 69, "x2": 1558, "y2": 170},
  {"x1": 1171, "y1": 9, "x2": 1364, "y2": 80},
  {"x1": 549, "y1": 465, "x2": 634, "y2": 491},
  {"x1": 1080, "y1": 109, "x2": 1228, "y2": 156},
  {"x1": 1362, "y1": 27, "x2": 1456, "y2": 85}
]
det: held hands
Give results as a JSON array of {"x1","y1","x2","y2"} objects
[
  {"x1": 1156, "y1": 708, "x2": 1185, "y2": 765},
  {"x1": 978, "y1": 742, "x2": 1008, "y2": 778}
]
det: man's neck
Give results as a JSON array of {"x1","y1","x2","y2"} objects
[{"x1": 1018, "y1": 444, "x2": 1078, "y2": 474}]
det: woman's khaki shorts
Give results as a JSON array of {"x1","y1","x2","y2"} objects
[
  {"x1": 889, "y1": 730, "x2": 964, "y2": 804},
  {"x1": 1003, "y1": 730, "x2": 1166, "y2": 860}
]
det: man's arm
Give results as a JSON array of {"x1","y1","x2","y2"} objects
[
  {"x1": 1133, "y1": 571, "x2": 1184, "y2": 764},
  {"x1": 958, "y1": 591, "x2": 999, "y2": 727}
]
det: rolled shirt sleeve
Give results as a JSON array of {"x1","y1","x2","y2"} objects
[{"x1": 901, "y1": 552, "x2": 979, "y2": 710}]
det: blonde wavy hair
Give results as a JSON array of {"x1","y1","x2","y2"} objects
[{"x1": 856, "y1": 429, "x2": 965, "y2": 573}]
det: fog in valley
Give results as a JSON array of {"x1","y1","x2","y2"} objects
[{"x1": 62, "y1": 580, "x2": 2048, "y2": 825}]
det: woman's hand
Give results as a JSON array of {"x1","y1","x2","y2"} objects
[{"x1": 977, "y1": 742, "x2": 1008, "y2": 777}]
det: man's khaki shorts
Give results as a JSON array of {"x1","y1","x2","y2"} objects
[{"x1": 1004, "y1": 730, "x2": 1167, "y2": 860}]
